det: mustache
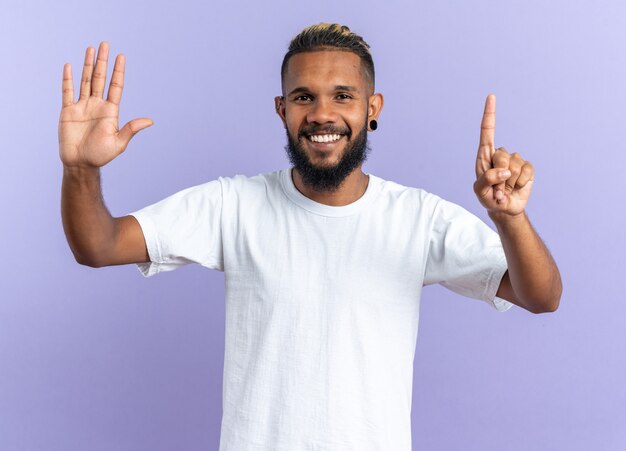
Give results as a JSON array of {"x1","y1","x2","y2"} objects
[{"x1": 298, "y1": 125, "x2": 351, "y2": 139}]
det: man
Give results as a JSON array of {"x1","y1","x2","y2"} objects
[{"x1": 59, "y1": 23, "x2": 561, "y2": 451}]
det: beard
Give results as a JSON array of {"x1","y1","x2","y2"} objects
[{"x1": 284, "y1": 120, "x2": 371, "y2": 193}]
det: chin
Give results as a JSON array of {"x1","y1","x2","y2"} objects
[
  {"x1": 308, "y1": 154, "x2": 344, "y2": 169},
  {"x1": 304, "y1": 144, "x2": 346, "y2": 165}
]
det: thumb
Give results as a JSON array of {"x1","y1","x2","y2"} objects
[
  {"x1": 118, "y1": 118, "x2": 154, "y2": 150},
  {"x1": 474, "y1": 167, "x2": 510, "y2": 200}
]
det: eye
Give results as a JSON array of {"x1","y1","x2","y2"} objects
[
  {"x1": 294, "y1": 95, "x2": 312, "y2": 102},
  {"x1": 336, "y1": 93, "x2": 352, "y2": 100}
]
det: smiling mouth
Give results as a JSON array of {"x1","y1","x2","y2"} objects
[{"x1": 306, "y1": 133, "x2": 344, "y2": 143}]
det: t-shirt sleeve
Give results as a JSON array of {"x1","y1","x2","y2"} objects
[
  {"x1": 423, "y1": 198, "x2": 513, "y2": 312},
  {"x1": 126, "y1": 179, "x2": 224, "y2": 277}
]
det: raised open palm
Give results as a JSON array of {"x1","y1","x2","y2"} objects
[{"x1": 58, "y1": 42, "x2": 152, "y2": 168}]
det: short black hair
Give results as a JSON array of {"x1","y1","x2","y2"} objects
[{"x1": 281, "y1": 23, "x2": 375, "y2": 93}]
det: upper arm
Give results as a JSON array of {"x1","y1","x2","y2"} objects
[
  {"x1": 424, "y1": 198, "x2": 508, "y2": 304},
  {"x1": 103, "y1": 179, "x2": 225, "y2": 274},
  {"x1": 96, "y1": 215, "x2": 150, "y2": 267},
  {"x1": 496, "y1": 270, "x2": 518, "y2": 303}
]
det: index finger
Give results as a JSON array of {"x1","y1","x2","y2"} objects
[
  {"x1": 107, "y1": 54, "x2": 125, "y2": 105},
  {"x1": 476, "y1": 94, "x2": 496, "y2": 177}
]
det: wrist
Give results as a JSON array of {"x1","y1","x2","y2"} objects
[
  {"x1": 62, "y1": 165, "x2": 102, "y2": 189},
  {"x1": 488, "y1": 210, "x2": 528, "y2": 230},
  {"x1": 63, "y1": 164, "x2": 100, "y2": 177}
]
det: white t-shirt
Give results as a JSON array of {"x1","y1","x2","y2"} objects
[{"x1": 129, "y1": 168, "x2": 512, "y2": 451}]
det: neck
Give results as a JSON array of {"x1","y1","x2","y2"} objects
[{"x1": 291, "y1": 166, "x2": 370, "y2": 206}]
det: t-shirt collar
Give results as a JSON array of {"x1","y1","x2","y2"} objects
[{"x1": 279, "y1": 167, "x2": 382, "y2": 217}]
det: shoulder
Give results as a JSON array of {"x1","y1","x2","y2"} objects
[
  {"x1": 219, "y1": 169, "x2": 280, "y2": 189},
  {"x1": 370, "y1": 173, "x2": 443, "y2": 214},
  {"x1": 218, "y1": 169, "x2": 285, "y2": 206}
]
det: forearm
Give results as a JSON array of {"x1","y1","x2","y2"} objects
[
  {"x1": 61, "y1": 165, "x2": 117, "y2": 266},
  {"x1": 490, "y1": 211, "x2": 562, "y2": 312}
]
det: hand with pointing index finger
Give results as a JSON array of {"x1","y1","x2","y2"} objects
[{"x1": 473, "y1": 94, "x2": 535, "y2": 218}]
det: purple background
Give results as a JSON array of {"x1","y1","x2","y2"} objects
[{"x1": 1, "y1": 0, "x2": 625, "y2": 449}]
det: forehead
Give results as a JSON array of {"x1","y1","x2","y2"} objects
[{"x1": 283, "y1": 50, "x2": 366, "y2": 91}]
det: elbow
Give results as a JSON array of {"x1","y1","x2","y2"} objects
[
  {"x1": 546, "y1": 293, "x2": 562, "y2": 313},
  {"x1": 525, "y1": 301, "x2": 557, "y2": 314},
  {"x1": 547, "y1": 291, "x2": 562, "y2": 313},
  {"x1": 545, "y1": 276, "x2": 563, "y2": 313},
  {"x1": 525, "y1": 271, "x2": 562, "y2": 314},
  {"x1": 73, "y1": 251, "x2": 106, "y2": 268},
  {"x1": 65, "y1": 236, "x2": 113, "y2": 268},
  {"x1": 534, "y1": 299, "x2": 559, "y2": 314},
  {"x1": 530, "y1": 285, "x2": 562, "y2": 314},
  {"x1": 74, "y1": 255, "x2": 98, "y2": 268}
]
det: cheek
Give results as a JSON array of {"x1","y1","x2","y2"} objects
[
  {"x1": 348, "y1": 112, "x2": 369, "y2": 131},
  {"x1": 284, "y1": 112, "x2": 303, "y2": 133},
  {"x1": 287, "y1": 122, "x2": 302, "y2": 139},
  {"x1": 347, "y1": 104, "x2": 369, "y2": 123}
]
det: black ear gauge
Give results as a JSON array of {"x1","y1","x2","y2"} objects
[{"x1": 369, "y1": 119, "x2": 378, "y2": 131}]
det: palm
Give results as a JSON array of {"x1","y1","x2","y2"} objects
[
  {"x1": 59, "y1": 97, "x2": 121, "y2": 167},
  {"x1": 58, "y1": 42, "x2": 152, "y2": 168}
]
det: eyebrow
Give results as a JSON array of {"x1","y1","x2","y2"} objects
[{"x1": 287, "y1": 85, "x2": 359, "y2": 96}]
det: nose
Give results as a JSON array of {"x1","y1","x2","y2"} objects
[{"x1": 306, "y1": 98, "x2": 339, "y2": 124}]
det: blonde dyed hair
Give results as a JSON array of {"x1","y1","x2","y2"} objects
[{"x1": 281, "y1": 23, "x2": 375, "y2": 92}]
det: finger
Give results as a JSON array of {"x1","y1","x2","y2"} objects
[
  {"x1": 78, "y1": 47, "x2": 95, "y2": 101},
  {"x1": 107, "y1": 54, "x2": 125, "y2": 105},
  {"x1": 515, "y1": 162, "x2": 535, "y2": 189},
  {"x1": 492, "y1": 147, "x2": 510, "y2": 201},
  {"x1": 117, "y1": 118, "x2": 154, "y2": 151},
  {"x1": 62, "y1": 63, "x2": 74, "y2": 107},
  {"x1": 476, "y1": 94, "x2": 496, "y2": 178},
  {"x1": 473, "y1": 167, "x2": 511, "y2": 199},
  {"x1": 91, "y1": 41, "x2": 109, "y2": 98},
  {"x1": 504, "y1": 152, "x2": 524, "y2": 194}
]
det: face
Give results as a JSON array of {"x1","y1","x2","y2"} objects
[{"x1": 276, "y1": 50, "x2": 383, "y2": 192}]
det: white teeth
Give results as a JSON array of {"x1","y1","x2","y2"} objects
[{"x1": 309, "y1": 134, "x2": 341, "y2": 143}]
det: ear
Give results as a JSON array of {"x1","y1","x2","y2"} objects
[
  {"x1": 275, "y1": 96, "x2": 287, "y2": 128},
  {"x1": 367, "y1": 93, "x2": 384, "y2": 131}
]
